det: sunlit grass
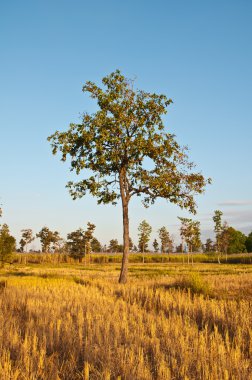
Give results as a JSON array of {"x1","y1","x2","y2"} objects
[{"x1": 0, "y1": 261, "x2": 252, "y2": 379}]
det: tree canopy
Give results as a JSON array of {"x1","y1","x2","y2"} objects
[
  {"x1": 48, "y1": 70, "x2": 210, "y2": 283},
  {"x1": 0, "y1": 224, "x2": 16, "y2": 265},
  {"x1": 245, "y1": 232, "x2": 252, "y2": 253},
  {"x1": 36, "y1": 227, "x2": 60, "y2": 253}
]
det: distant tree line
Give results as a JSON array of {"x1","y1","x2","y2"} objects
[
  {"x1": 18, "y1": 214, "x2": 252, "y2": 258},
  {"x1": 0, "y1": 205, "x2": 252, "y2": 266}
]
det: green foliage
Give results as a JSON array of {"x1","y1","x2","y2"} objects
[
  {"x1": 19, "y1": 238, "x2": 26, "y2": 252},
  {"x1": 108, "y1": 239, "x2": 120, "y2": 253},
  {"x1": 48, "y1": 70, "x2": 210, "y2": 282},
  {"x1": 20, "y1": 228, "x2": 34, "y2": 252},
  {"x1": 67, "y1": 229, "x2": 86, "y2": 258},
  {"x1": 178, "y1": 217, "x2": 201, "y2": 252},
  {"x1": 67, "y1": 222, "x2": 96, "y2": 258},
  {"x1": 48, "y1": 70, "x2": 209, "y2": 210},
  {"x1": 36, "y1": 227, "x2": 60, "y2": 253},
  {"x1": 91, "y1": 237, "x2": 102, "y2": 252},
  {"x1": 0, "y1": 224, "x2": 16, "y2": 265},
  {"x1": 138, "y1": 220, "x2": 152, "y2": 253},
  {"x1": 213, "y1": 210, "x2": 223, "y2": 252},
  {"x1": 158, "y1": 226, "x2": 173, "y2": 253},
  {"x1": 152, "y1": 238, "x2": 159, "y2": 252},
  {"x1": 203, "y1": 238, "x2": 215, "y2": 253},
  {"x1": 245, "y1": 232, "x2": 252, "y2": 253},
  {"x1": 226, "y1": 227, "x2": 246, "y2": 254}
]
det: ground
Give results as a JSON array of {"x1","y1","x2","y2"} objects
[{"x1": 0, "y1": 259, "x2": 252, "y2": 379}]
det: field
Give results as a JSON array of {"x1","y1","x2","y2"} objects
[{"x1": 1, "y1": 257, "x2": 252, "y2": 380}]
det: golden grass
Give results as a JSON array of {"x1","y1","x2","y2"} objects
[{"x1": 0, "y1": 263, "x2": 252, "y2": 379}]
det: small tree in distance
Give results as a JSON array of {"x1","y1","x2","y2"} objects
[
  {"x1": 153, "y1": 238, "x2": 159, "y2": 253},
  {"x1": 138, "y1": 220, "x2": 152, "y2": 263},
  {"x1": 0, "y1": 224, "x2": 16, "y2": 266},
  {"x1": 48, "y1": 70, "x2": 211, "y2": 283},
  {"x1": 108, "y1": 239, "x2": 119, "y2": 253},
  {"x1": 178, "y1": 217, "x2": 201, "y2": 264},
  {"x1": 245, "y1": 232, "x2": 252, "y2": 253},
  {"x1": 213, "y1": 210, "x2": 223, "y2": 263},
  {"x1": 203, "y1": 238, "x2": 214, "y2": 253},
  {"x1": 36, "y1": 227, "x2": 60, "y2": 253},
  {"x1": 67, "y1": 222, "x2": 96, "y2": 259},
  {"x1": 20, "y1": 229, "x2": 34, "y2": 252},
  {"x1": 158, "y1": 226, "x2": 172, "y2": 254},
  {"x1": 19, "y1": 238, "x2": 26, "y2": 252},
  {"x1": 91, "y1": 237, "x2": 102, "y2": 252}
]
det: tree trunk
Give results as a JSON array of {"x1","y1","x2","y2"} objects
[
  {"x1": 119, "y1": 171, "x2": 130, "y2": 284},
  {"x1": 119, "y1": 200, "x2": 129, "y2": 283}
]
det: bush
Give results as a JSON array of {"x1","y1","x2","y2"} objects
[{"x1": 176, "y1": 272, "x2": 211, "y2": 296}]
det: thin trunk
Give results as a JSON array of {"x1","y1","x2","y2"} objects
[
  {"x1": 119, "y1": 200, "x2": 129, "y2": 283},
  {"x1": 181, "y1": 238, "x2": 184, "y2": 264},
  {"x1": 119, "y1": 171, "x2": 130, "y2": 284}
]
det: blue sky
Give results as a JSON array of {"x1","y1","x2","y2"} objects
[{"x1": 1, "y1": 0, "x2": 252, "y2": 249}]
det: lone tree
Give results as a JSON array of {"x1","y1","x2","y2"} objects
[{"x1": 48, "y1": 70, "x2": 210, "y2": 283}]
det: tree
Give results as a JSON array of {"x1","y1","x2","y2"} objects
[
  {"x1": 20, "y1": 229, "x2": 34, "y2": 252},
  {"x1": 36, "y1": 227, "x2": 59, "y2": 253},
  {"x1": 91, "y1": 237, "x2": 102, "y2": 252},
  {"x1": 0, "y1": 224, "x2": 16, "y2": 265},
  {"x1": 203, "y1": 238, "x2": 214, "y2": 253},
  {"x1": 48, "y1": 70, "x2": 210, "y2": 283},
  {"x1": 129, "y1": 237, "x2": 134, "y2": 252},
  {"x1": 226, "y1": 227, "x2": 246, "y2": 254},
  {"x1": 158, "y1": 226, "x2": 172, "y2": 253},
  {"x1": 153, "y1": 238, "x2": 159, "y2": 253},
  {"x1": 245, "y1": 232, "x2": 252, "y2": 253},
  {"x1": 67, "y1": 222, "x2": 96, "y2": 259},
  {"x1": 213, "y1": 210, "x2": 223, "y2": 256},
  {"x1": 176, "y1": 244, "x2": 183, "y2": 253},
  {"x1": 52, "y1": 235, "x2": 65, "y2": 253},
  {"x1": 178, "y1": 217, "x2": 201, "y2": 263},
  {"x1": 67, "y1": 229, "x2": 85, "y2": 258},
  {"x1": 219, "y1": 221, "x2": 231, "y2": 260},
  {"x1": 19, "y1": 238, "x2": 26, "y2": 252},
  {"x1": 108, "y1": 239, "x2": 119, "y2": 253},
  {"x1": 84, "y1": 222, "x2": 96, "y2": 256},
  {"x1": 168, "y1": 235, "x2": 174, "y2": 253},
  {"x1": 138, "y1": 220, "x2": 152, "y2": 262}
]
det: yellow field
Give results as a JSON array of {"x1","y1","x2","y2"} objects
[{"x1": 0, "y1": 262, "x2": 252, "y2": 380}]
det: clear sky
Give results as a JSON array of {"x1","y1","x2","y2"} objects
[{"x1": 1, "y1": 0, "x2": 252, "y2": 249}]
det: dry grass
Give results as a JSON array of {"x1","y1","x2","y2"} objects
[{"x1": 0, "y1": 262, "x2": 252, "y2": 379}]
